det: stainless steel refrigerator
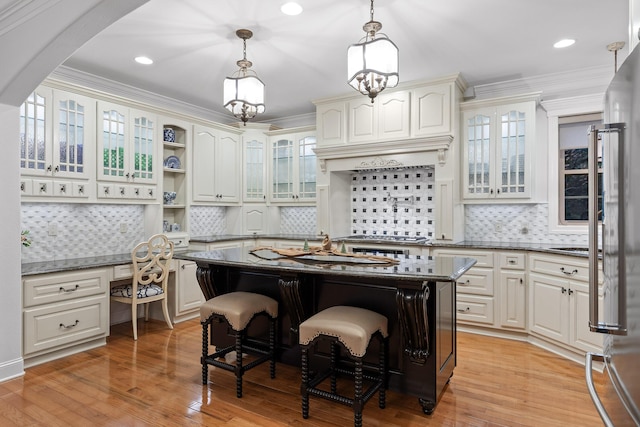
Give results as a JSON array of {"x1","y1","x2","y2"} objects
[{"x1": 586, "y1": 46, "x2": 640, "y2": 427}]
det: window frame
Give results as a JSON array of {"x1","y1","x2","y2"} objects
[{"x1": 543, "y1": 95, "x2": 603, "y2": 235}]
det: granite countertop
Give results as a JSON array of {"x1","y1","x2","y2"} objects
[
  {"x1": 175, "y1": 248, "x2": 477, "y2": 282},
  {"x1": 21, "y1": 235, "x2": 595, "y2": 277}
]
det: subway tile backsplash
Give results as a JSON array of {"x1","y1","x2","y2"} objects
[{"x1": 350, "y1": 166, "x2": 436, "y2": 238}]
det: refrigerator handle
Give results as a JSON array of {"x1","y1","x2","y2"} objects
[
  {"x1": 585, "y1": 352, "x2": 614, "y2": 427},
  {"x1": 588, "y1": 124, "x2": 627, "y2": 335},
  {"x1": 587, "y1": 125, "x2": 602, "y2": 332}
]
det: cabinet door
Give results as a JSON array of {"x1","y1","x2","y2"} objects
[
  {"x1": 176, "y1": 261, "x2": 205, "y2": 316},
  {"x1": 244, "y1": 137, "x2": 267, "y2": 201},
  {"x1": 348, "y1": 99, "x2": 375, "y2": 143},
  {"x1": 20, "y1": 87, "x2": 53, "y2": 176},
  {"x1": 411, "y1": 83, "x2": 452, "y2": 137},
  {"x1": 215, "y1": 131, "x2": 240, "y2": 202},
  {"x1": 52, "y1": 90, "x2": 93, "y2": 179},
  {"x1": 192, "y1": 125, "x2": 217, "y2": 202},
  {"x1": 570, "y1": 281, "x2": 603, "y2": 353},
  {"x1": 297, "y1": 132, "x2": 316, "y2": 201},
  {"x1": 130, "y1": 108, "x2": 156, "y2": 184},
  {"x1": 98, "y1": 101, "x2": 128, "y2": 182},
  {"x1": 495, "y1": 102, "x2": 532, "y2": 198},
  {"x1": 529, "y1": 273, "x2": 569, "y2": 342},
  {"x1": 462, "y1": 108, "x2": 495, "y2": 198},
  {"x1": 377, "y1": 91, "x2": 410, "y2": 140},
  {"x1": 500, "y1": 270, "x2": 526, "y2": 330},
  {"x1": 316, "y1": 102, "x2": 345, "y2": 147},
  {"x1": 271, "y1": 136, "x2": 294, "y2": 200}
]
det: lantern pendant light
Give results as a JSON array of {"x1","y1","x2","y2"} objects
[
  {"x1": 347, "y1": 0, "x2": 399, "y2": 102},
  {"x1": 223, "y1": 29, "x2": 265, "y2": 125}
]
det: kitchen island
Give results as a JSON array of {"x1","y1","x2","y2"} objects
[{"x1": 175, "y1": 247, "x2": 476, "y2": 414}]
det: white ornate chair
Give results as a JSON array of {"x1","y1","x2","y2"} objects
[{"x1": 110, "y1": 234, "x2": 174, "y2": 340}]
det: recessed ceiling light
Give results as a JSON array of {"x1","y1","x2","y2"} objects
[
  {"x1": 553, "y1": 39, "x2": 575, "y2": 49},
  {"x1": 134, "y1": 56, "x2": 154, "y2": 65},
  {"x1": 281, "y1": 2, "x2": 303, "y2": 16}
]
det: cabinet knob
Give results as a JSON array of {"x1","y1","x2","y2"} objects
[
  {"x1": 568, "y1": 288, "x2": 574, "y2": 295},
  {"x1": 561, "y1": 287, "x2": 567, "y2": 294}
]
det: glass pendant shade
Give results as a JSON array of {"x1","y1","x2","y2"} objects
[
  {"x1": 223, "y1": 74, "x2": 265, "y2": 122},
  {"x1": 348, "y1": 36, "x2": 399, "y2": 100}
]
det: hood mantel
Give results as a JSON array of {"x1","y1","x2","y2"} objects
[{"x1": 315, "y1": 135, "x2": 454, "y2": 173}]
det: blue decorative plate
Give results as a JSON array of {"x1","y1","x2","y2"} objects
[{"x1": 164, "y1": 155, "x2": 181, "y2": 169}]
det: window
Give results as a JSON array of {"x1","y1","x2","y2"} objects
[{"x1": 558, "y1": 113, "x2": 602, "y2": 223}]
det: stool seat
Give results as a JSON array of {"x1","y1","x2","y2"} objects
[
  {"x1": 300, "y1": 305, "x2": 389, "y2": 427},
  {"x1": 200, "y1": 291, "x2": 278, "y2": 330},
  {"x1": 201, "y1": 291, "x2": 278, "y2": 398},
  {"x1": 300, "y1": 306, "x2": 388, "y2": 357}
]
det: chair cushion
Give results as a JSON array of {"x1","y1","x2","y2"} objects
[
  {"x1": 299, "y1": 306, "x2": 388, "y2": 358},
  {"x1": 200, "y1": 291, "x2": 278, "y2": 331},
  {"x1": 111, "y1": 283, "x2": 164, "y2": 298}
]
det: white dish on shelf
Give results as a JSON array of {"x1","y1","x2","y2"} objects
[{"x1": 164, "y1": 155, "x2": 181, "y2": 169}]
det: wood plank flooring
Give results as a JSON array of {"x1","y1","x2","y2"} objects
[{"x1": 0, "y1": 319, "x2": 612, "y2": 426}]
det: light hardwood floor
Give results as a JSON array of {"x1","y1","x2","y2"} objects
[{"x1": 0, "y1": 319, "x2": 611, "y2": 426}]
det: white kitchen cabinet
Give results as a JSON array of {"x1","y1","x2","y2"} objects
[
  {"x1": 461, "y1": 95, "x2": 537, "y2": 200},
  {"x1": 19, "y1": 87, "x2": 94, "y2": 199},
  {"x1": 528, "y1": 253, "x2": 603, "y2": 353},
  {"x1": 97, "y1": 101, "x2": 156, "y2": 186},
  {"x1": 348, "y1": 91, "x2": 410, "y2": 143},
  {"x1": 22, "y1": 268, "x2": 109, "y2": 366},
  {"x1": 243, "y1": 127, "x2": 269, "y2": 202},
  {"x1": 192, "y1": 124, "x2": 241, "y2": 204},
  {"x1": 433, "y1": 248, "x2": 496, "y2": 326},
  {"x1": 170, "y1": 260, "x2": 205, "y2": 323},
  {"x1": 315, "y1": 100, "x2": 346, "y2": 147},
  {"x1": 411, "y1": 83, "x2": 453, "y2": 137},
  {"x1": 498, "y1": 252, "x2": 526, "y2": 330},
  {"x1": 268, "y1": 126, "x2": 316, "y2": 204}
]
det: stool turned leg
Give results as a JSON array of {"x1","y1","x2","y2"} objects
[
  {"x1": 354, "y1": 358, "x2": 363, "y2": 427},
  {"x1": 269, "y1": 316, "x2": 276, "y2": 379},
  {"x1": 235, "y1": 330, "x2": 244, "y2": 398},
  {"x1": 301, "y1": 346, "x2": 309, "y2": 419},
  {"x1": 379, "y1": 336, "x2": 387, "y2": 409},
  {"x1": 201, "y1": 321, "x2": 209, "y2": 385},
  {"x1": 330, "y1": 341, "x2": 338, "y2": 394}
]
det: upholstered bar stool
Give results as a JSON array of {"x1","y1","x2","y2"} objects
[
  {"x1": 299, "y1": 306, "x2": 389, "y2": 427},
  {"x1": 200, "y1": 291, "x2": 278, "y2": 398}
]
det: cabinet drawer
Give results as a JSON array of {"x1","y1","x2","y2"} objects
[
  {"x1": 529, "y1": 255, "x2": 589, "y2": 282},
  {"x1": 456, "y1": 295, "x2": 494, "y2": 325},
  {"x1": 23, "y1": 294, "x2": 108, "y2": 355},
  {"x1": 433, "y1": 249, "x2": 494, "y2": 267},
  {"x1": 499, "y1": 252, "x2": 525, "y2": 270},
  {"x1": 23, "y1": 269, "x2": 108, "y2": 307},
  {"x1": 455, "y1": 267, "x2": 494, "y2": 296}
]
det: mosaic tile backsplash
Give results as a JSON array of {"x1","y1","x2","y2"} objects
[
  {"x1": 189, "y1": 206, "x2": 226, "y2": 237},
  {"x1": 21, "y1": 203, "x2": 145, "y2": 263},
  {"x1": 281, "y1": 207, "x2": 317, "y2": 235},
  {"x1": 350, "y1": 166, "x2": 436, "y2": 238},
  {"x1": 464, "y1": 204, "x2": 589, "y2": 245}
]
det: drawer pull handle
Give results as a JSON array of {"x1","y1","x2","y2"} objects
[
  {"x1": 457, "y1": 279, "x2": 470, "y2": 286},
  {"x1": 59, "y1": 320, "x2": 79, "y2": 329},
  {"x1": 59, "y1": 284, "x2": 80, "y2": 293},
  {"x1": 458, "y1": 307, "x2": 470, "y2": 313},
  {"x1": 560, "y1": 267, "x2": 578, "y2": 276},
  {"x1": 508, "y1": 259, "x2": 516, "y2": 264}
]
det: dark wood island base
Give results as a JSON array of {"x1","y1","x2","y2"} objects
[{"x1": 176, "y1": 248, "x2": 475, "y2": 415}]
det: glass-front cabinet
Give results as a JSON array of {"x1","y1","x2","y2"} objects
[
  {"x1": 461, "y1": 97, "x2": 537, "y2": 200},
  {"x1": 269, "y1": 127, "x2": 316, "y2": 204},
  {"x1": 20, "y1": 87, "x2": 93, "y2": 180},
  {"x1": 97, "y1": 101, "x2": 156, "y2": 184}
]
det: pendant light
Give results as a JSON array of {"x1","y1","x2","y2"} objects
[
  {"x1": 223, "y1": 29, "x2": 265, "y2": 125},
  {"x1": 347, "y1": 0, "x2": 399, "y2": 102}
]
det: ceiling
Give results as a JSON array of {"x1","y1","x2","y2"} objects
[{"x1": 60, "y1": 0, "x2": 629, "y2": 123}]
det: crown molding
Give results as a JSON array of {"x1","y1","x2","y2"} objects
[
  {"x1": 48, "y1": 65, "x2": 232, "y2": 123},
  {"x1": 470, "y1": 65, "x2": 613, "y2": 102}
]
